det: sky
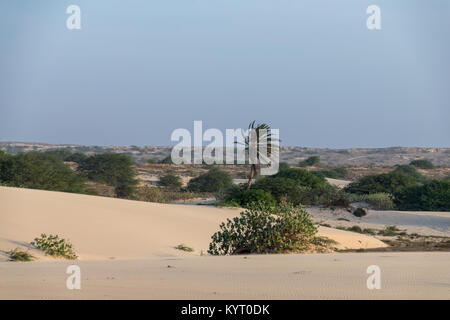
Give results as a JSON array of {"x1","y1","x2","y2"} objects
[{"x1": 0, "y1": 0, "x2": 449, "y2": 148}]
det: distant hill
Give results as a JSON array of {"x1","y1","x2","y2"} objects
[{"x1": 1, "y1": 142, "x2": 449, "y2": 166}]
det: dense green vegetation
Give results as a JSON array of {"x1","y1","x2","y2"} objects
[
  {"x1": 208, "y1": 202, "x2": 323, "y2": 255},
  {"x1": 223, "y1": 167, "x2": 348, "y2": 208},
  {"x1": 344, "y1": 165, "x2": 449, "y2": 211},
  {"x1": 298, "y1": 156, "x2": 320, "y2": 167},
  {"x1": 358, "y1": 193, "x2": 394, "y2": 210},
  {"x1": 344, "y1": 171, "x2": 418, "y2": 195},
  {"x1": 311, "y1": 167, "x2": 348, "y2": 179},
  {"x1": 159, "y1": 173, "x2": 183, "y2": 190},
  {"x1": 394, "y1": 180, "x2": 450, "y2": 211},
  {"x1": 224, "y1": 188, "x2": 276, "y2": 208},
  {"x1": 44, "y1": 149, "x2": 88, "y2": 163},
  {"x1": 187, "y1": 167, "x2": 233, "y2": 193},
  {"x1": 410, "y1": 159, "x2": 434, "y2": 169},
  {"x1": 77, "y1": 153, "x2": 138, "y2": 198},
  {"x1": 0, "y1": 151, "x2": 86, "y2": 193},
  {"x1": 392, "y1": 164, "x2": 427, "y2": 182}
]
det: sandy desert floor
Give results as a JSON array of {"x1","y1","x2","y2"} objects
[{"x1": 0, "y1": 186, "x2": 449, "y2": 299}]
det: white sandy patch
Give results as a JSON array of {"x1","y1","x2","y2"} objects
[{"x1": 308, "y1": 207, "x2": 450, "y2": 237}]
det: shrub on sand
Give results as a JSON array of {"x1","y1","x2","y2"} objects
[
  {"x1": 33, "y1": 234, "x2": 77, "y2": 260},
  {"x1": 174, "y1": 244, "x2": 194, "y2": 252},
  {"x1": 208, "y1": 202, "x2": 327, "y2": 255},
  {"x1": 7, "y1": 248, "x2": 35, "y2": 261}
]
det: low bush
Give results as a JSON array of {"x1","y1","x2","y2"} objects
[
  {"x1": 174, "y1": 244, "x2": 194, "y2": 252},
  {"x1": 0, "y1": 152, "x2": 86, "y2": 193},
  {"x1": 344, "y1": 172, "x2": 418, "y2": 195},
  {"x1": 393, "y1": 165, "x2": 427, "y2": 183},
  {"x1": 187, "y1": 167, "x2": 233, "y2": 194},
  {"x1": 394, "y1": 180, "x2": 450, "y2": 211},
  {"x1": 159, "y1": 173, "x2": 183, "y2": 190},
  {"x1": 77, "y1": 153, "x2": 138, "y2": 198},
  {"x1": 273, "y1": 168, "x2": 326, "y2": 189},
  {"x1": 278, "y1": 162, "x2": 291, "y2": 171},
  {"x1": 208, "y1": 202, "x2": 320, "y2": 255},
  {"x1": 312, "y1": 167, "x2": 348, "y2": 179},
  {"x1": 347, "y1": 225, "x2": 363, "y2": 233},
  {"x1": 378, "y1": 225, "x2": 401, "y2": 236},
  {"x1": 228, "y1": 189, "x2": 276, "y2": 208},
  {"x1": 410, "y1": 159, "x2": 434, "y2": 169},
  {"x1": 360, "y1": 193, "x2": 394, "y2": 210},
  {"x1": 7, "y1": 248, "x2": 35, "y2": 261},
  {"x1": 32, "y1": 234, "x2": 77, "y2": 260},
  {"x1": 298, "y1": 156, "x2": 320, "y2": 167}
]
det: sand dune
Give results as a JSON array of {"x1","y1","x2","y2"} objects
[
  {"x1": 0, "y1": 187, "x2": 386, "y2": 261},
  {"x1": 3, "y1": 186, "x2": 449, "y2": 300}
]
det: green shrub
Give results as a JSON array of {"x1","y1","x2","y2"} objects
[
  {"x1": 251, "y1": 177, "x2": 299, "y2": 202},
  {"x1": 251, "y1": 174, "x2": 344, "y2": 207},
  {"x1": 312, "y1": 167, "x2": 348, "y2": 179},
  {"x1": 7, "y1": 248, "x2": 35, "y2": 261},
  {"x1": 298, "y1": 156, "x2": 320, "y2": 167},
  {"x1": 363, "y1": 228, "x2": 376, "y2": 235},
  {"x1": 45, "y1": 150, "x2": 87, "y2": 164},
  {"x1": 174, "y1": 244, "x2": 194, "y2": 252},
  {"x1": 378, "y1": 226, "x2": 401, "y2": 236},
  {"x1": 394, "y1": 180, "x2": 450, "y2": 211},
  {"x1": 274, "y1": 168, "x2": 326, "y2": 188},
  {"x1": 187, "y1": 167, "x2": 233, "y2": 194},
  {"x1": 33, "y1": 234, "x2": 77, "y2": 260},
  {"x1": 77, "y1": 153, "x2": 138, "y2": 198},
  {"x1": 360, "y1": 193, "x2": 394, "y2": 210},
  {"x1": 393, "y1": 165, "x2": 427, "y2": 182},
  {"x1": 229, "y1": 189, "x2": 276, "y2": 208},
  {"x1": 208, "y1": 202, "x2": 319, "y2": 255},
  {"x1": 278, "y1": 162, "x2": 291, "y2": 171},
  {"x1": 344, "y1": 172, "x2": 418, "y2": 195},
  {"x1": 0, "y1": 152, "x2": 86, "y2": 193},
  {"x1": 410, "y1": 159, "x2": 434, "y2": 169},
  {"x1": 347, "y1": 226, "x2": 363, "y2": 233},
  {"x1": 159, "y1": 173, "x2": 183, "y2": 190}
]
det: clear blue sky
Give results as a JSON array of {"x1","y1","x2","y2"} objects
[{"x1": 1, "y1": 0, "x2": 449, "y2": 148}]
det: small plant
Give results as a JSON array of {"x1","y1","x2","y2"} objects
[
  {"x1": 378, "y1": 225, "x2": 401, "y2": 236},
  {"x1": 363, "y1": 228, "x2": 377, "y2": 235},
  {"x1": 348, "y1": 225, "x2": 363, "y2": 233},
  {"x1": 174, "y1": 244, "x2": 194, "y2": 252},
  {"x1": 33, "y1": 234, "x2": 77, "y2": 259},
  {"x1": 7, "y1": 248, "x2": 35, "y2": 261}
]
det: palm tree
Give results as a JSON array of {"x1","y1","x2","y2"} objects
[{"x1": 240, "y1": 121, "x2": 279, "y2": 189}]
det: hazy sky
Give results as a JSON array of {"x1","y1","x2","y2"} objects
[{"x1": 1, "y1": 0, "x2": 449, "y2": 148}]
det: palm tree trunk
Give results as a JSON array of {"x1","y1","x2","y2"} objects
[{"x1": 247, "y1": 164, "x2": 256, "y2": 189}]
